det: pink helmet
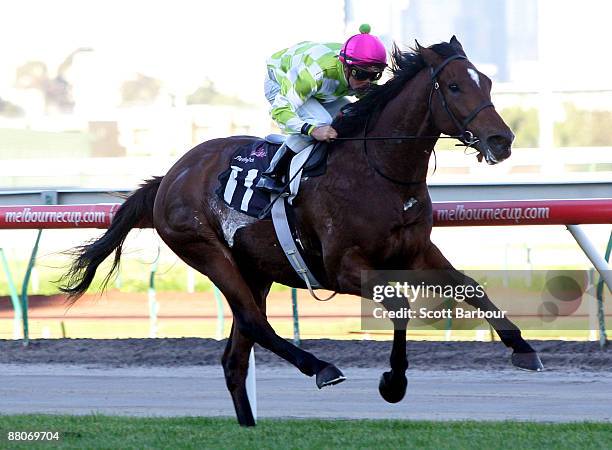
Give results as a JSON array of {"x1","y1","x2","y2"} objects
[{"x1": 339, "y1": 24, "x2": 387, "y2": 68}]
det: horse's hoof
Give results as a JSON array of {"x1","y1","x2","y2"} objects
[
  {"x1": 511, "y1": 352, "x2": 544, "y2": 371},
  {"x1": 316, "y1": 364, "x2": 346, "y2": 389},
  {"x1": 378, "y1": 371, "x2": 407, "y2": 403}
]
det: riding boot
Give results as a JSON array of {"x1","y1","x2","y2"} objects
[{"x1": 257, "y1": 145, "x2": 294, "y2": 194}]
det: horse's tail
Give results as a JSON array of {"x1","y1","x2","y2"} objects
[{"x1": 60, "y1": 176, "x2": 163, "y2": 301}]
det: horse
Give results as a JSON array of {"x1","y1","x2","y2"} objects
[{"x1": 61, "y1": 36, "x2": 543, "y2": 427}]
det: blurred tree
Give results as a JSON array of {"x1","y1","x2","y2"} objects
[
  {"x1": 120, "y1": 73, "x2": 162, "y2": 105},
  {"x1": 500, "y1": 107, "x2": 539, "y2": 148},
  {"x1": 14, "y1": 48, "x2": 92, "y2": 114},
  {"x1": 0, "y1": 97, "x2": 25, "y2": 117},
  {"x1": 15, "y1": 61, "x2": 48, "y2": 89},
  {"x1": 187, "y1": 79, "x2": 248, "y2": 106},
  {"x1": 555, "y1": 104, "x2": 612, "y2": 147}
]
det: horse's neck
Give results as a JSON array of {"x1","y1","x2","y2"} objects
[{"x1": 368, "y1": 70, "x2": 438, "y2": 183}]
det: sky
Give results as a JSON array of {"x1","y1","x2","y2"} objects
[
  {"x1": 1, "y1": 0, "x2": 611, "y2": 110},
  {"x1": 1, "y1": 0, "x2": 347, "y2": 107}
]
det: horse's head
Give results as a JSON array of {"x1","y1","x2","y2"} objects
[{"x1": 418, "y1": 36, "x2": 514, "y2": 164}]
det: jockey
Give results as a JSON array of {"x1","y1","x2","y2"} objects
[{"x1": 257, "y1": 24, "x2": 387, "y2": 193}]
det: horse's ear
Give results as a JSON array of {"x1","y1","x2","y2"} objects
[
  {"x1": 419, "y1": 46, "x2": 443, "y2": 67},
  {"x1": 415, "y1": 39, "x2": 442, "y2": 67},
  {"x1": 449, "y1": 35, "x2": 466, "y2": 55}
]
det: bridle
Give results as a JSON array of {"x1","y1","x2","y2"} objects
[
  {"x1": 427, "y1": 54, "x2": 493, "y2": 147},
  {"x1": 260, "y1": 53, "x2": 498, "y2": 217},
  {"x1": 333, "y1": 53, "x2": 495, "y2": 185}
]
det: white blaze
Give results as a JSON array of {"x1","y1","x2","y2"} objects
[{"x1": 467, "y1": 68, "x2": 480, "y2": 88}]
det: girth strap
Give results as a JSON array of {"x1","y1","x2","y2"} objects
[{"x1": 271, "y1": 197, "x2": 322, "y2": 289}]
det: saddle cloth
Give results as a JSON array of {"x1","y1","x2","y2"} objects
[{"x1": 215, "y1": 135, "x2": 328, "y2": 218}]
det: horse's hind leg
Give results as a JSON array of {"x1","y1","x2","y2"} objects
[
  {"x1": 222, "y1": 282, "x2": 268, "y2": 427},
  {"x1": 421, "y1": 243, "x2": 544, "y2": 371},
  {"x1": 179, "y1": 242, "x2": 344, "y2": 386},
  {"x1": 222, "y1": 323, "x2": 255, "y2": 426}
]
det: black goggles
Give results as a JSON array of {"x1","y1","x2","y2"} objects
[{"x1": 349, "y1": 66, "x2": 383, "y2": 81}]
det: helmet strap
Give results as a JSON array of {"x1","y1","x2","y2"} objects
[{"x1": 342, "y1": 64, "x2": 351, "y2": 83}]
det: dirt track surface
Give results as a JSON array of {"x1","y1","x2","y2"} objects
[
  {"x1": 2, "y1": 365, "x2": 611, "y2": 422},
  {"x1": 1, "y1": 338, "x2": 610, "y2": 371},
  {"x1": 2, "y1": 339, "x2": 611, "y2": 422}
]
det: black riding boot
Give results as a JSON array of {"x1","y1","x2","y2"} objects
[{"x1": 257, "y1": 148, "x2": 294, "y2": 194}]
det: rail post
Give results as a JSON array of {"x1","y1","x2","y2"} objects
[
  {"x1": 20, "y1": 229, "x2": 43, "y2": 346},
  {"x1": 246, "y1": 348, "x2": 257, "y2": 422},
  {"x1": 148, "y1": 246, "x2": 160, "y2": 338},
  {"x1": 213, "y1": 286, "x2": 225, "y2": 340},
  {"x1": 0, "y1": 248, "x2": 22, "y2": 339},
  {"x1": 595, "y1": 230, "x2": 611, "y2": 349},
  {"x1": 291, "y1": 288, "x2": 301, "y2": 346},
  {"x1": 566, "y1": 225, "x2": 612, "y2": 293}
]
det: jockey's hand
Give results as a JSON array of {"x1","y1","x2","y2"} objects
[{"x1": 311, "y1": 125, "x2": 338, "y2": 142}]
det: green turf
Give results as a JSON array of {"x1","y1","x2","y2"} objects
[{"x1": 0, "y1": 415, "x2": 610, "y2": 449}]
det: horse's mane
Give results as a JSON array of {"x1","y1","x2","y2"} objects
[{"x1": 332, "y1": 41, "x2": 463, "y2": 138}]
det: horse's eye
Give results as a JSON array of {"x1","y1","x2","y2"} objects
[{"x1": 449, "y1": 83, "x2": 460, "y2": 92}]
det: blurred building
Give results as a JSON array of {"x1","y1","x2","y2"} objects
[
  {"x1": 347, "y1": 0, "x2": 538, "y2": 83},
  {"x1": 0, "y1": 0, "x2": 610, "y2": 189}
]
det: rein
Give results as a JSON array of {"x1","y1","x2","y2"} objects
[{"x1": 332, "y1": 54, "x2": 493, "y2": 186}]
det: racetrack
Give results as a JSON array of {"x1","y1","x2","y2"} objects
[
  {"x1": 1, "y1": 338, "x2": 610, "y2": 370},
  {"x1": 1, "y1": 339, "x2": 611, "y2": 423},
  {"x1": 2, "y1": 365, "x2": 611, "y2": 422}
]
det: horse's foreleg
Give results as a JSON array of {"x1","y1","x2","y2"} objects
[
  {"x1": 336, "y1": 250, "x2": 409, "y2": 402},
  {"x1": 378, "y1": 328, "x2": 409, "y2": 403},
  {"x1": 377, "y1": 293, "x2": 410, "y2": 403},
  {"x1": 421, "y1": 243, "x2": 544, "y2": 371},
  {"x1": 462, "y1": 289, "x2": 544, "y2": 370}
]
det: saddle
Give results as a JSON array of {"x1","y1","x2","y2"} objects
[
  {"x1": 215, "y1": 134, "x2": 329, "y2": 290},
  {"x1": 264, "y1": 134, "x2": 329, "y2": 176},
  {"x1": 215, "y1": 135, "x2": 329, "y2": 218}
]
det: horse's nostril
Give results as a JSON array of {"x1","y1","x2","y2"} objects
[{"x1": 487, "y1": 135, "x2": 512, "y2": 152}]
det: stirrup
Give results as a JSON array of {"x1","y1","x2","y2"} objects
[{"x1": 256, "y1": 177, "x2": 286, "y2": 194}]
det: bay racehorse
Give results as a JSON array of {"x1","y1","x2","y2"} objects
[{"x1": 62, "y1": 37, "x2": 543, "y2": 426}]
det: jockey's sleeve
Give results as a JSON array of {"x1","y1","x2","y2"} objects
[{"x1": 269, "y1": 65, "x2": 319, "y2": 135}]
